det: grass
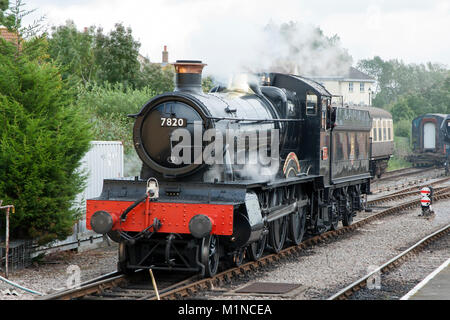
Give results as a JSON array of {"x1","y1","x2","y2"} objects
[
  {"x1": 387, "y1": 155, "x2": 412, "y2": 171},
  {"x1": 387, "y1": 135, "x2": 413, "y2": 171}
]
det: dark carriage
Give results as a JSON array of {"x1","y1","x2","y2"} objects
[{"x1": 409, "y1": 114, "x2": 450, "y2": 167}]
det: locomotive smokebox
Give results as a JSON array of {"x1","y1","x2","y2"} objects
[{"x1": 173, "y1": 60, "x2": 206, "y2": 94}]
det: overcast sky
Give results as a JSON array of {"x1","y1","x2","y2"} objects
[{"x1": 24, "y1": 0, "x2": 450, "y2": 76}]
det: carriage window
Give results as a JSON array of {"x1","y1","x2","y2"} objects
[
  {"x1": 306, "y1": 94, "x2": 317, "y2": 116},
  {"x1": 373, "y1": 127, "x2": 377, "y2": 142},
  {"x1": 378, "y1": 120, "x2": 382, "y2": 141},
  {"x1": 383, "y1": 120, "x2": 387, "y2": 141},
  {"x1": 388, "y1": 120, "x2": 393, "y2": 140}
]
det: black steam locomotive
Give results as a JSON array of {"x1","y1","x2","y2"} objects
[{"x1": 87, "y1": 61, "x2": 372, "y2": 277}]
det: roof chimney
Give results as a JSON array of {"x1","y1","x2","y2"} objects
[
  {"x1": 172, "y1": 60, "x2": 206, "y2": 94},
  {"x1": 162, "y1": 45, "x2": 168, "y2": 64}
]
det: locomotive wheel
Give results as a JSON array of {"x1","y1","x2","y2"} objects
[
  {"x1": 117, "y1": 242, "x2": 134, "y2": 275},
  {"x1": 200, "y1": 234, "x2": 219, "y2": 277},
  {"x1": 342, "y1": 192, "x2": 354, "y2": 227},
  {"x1": 269, "y1": 216, "x2": 288, "y2": 253},
  {"x1": 247, "y1": 233, "x2": 267, "y2": 261},
  {"x1": 330, "y1": 203, "x2": 339, "y2": 231},
  {"x1": 288, "y1": 206, "x2": 306, "y2": 245}
]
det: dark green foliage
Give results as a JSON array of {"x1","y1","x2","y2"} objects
[
  {"x1": 136, "y1": 63, "x2": 174, "y2": 93},
  {"x1": 0, "y1": 0, "x2": 14, "y2": 28},
  {"x1": 0, "y1": 40, "x2": 92, "y2": 244},
  {"x1": 76, "y1": 83, "x2": 156, "y2": 155},
  {"x1": 357, "y1": 56, "x2": 449, "y2": 141},
  {"x1": 393, "y1": 119, "x2": 412, "y2": 139},
  {"x1": 357, "y1": 56, "x2": 449, "y2": 111},
  {"x1": 202, "y1": 76, "x2": 215, "y2": 93},
  {"x1": 94, "y1": 23, "x2": 141, "y2": 88},
  {"x1": 388, "y1": 98, "x2": 415, "y2": 122}
]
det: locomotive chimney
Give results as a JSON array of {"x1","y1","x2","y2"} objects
[
  {"x1": 162, "y1": 45, "x2": 168, "y2": 64},
  {"x1": 172, "y1": 60, "x2": 206, "y2": 94}
]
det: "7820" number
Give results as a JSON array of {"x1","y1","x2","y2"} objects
[{"x1": 160, "y1": 117, "x2": 186, "y2": 127}]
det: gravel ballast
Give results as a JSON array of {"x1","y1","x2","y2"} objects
[
  {"x1": 195, "y1": 197, "x2": 450, "y2": 300},
  {"x1": 0, "y1": 243, "x2": 118, "y2": 300}
]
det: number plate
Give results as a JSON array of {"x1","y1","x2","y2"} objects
[{"x1": 160, "y1": 117, "x2": 187, "y2": 127}]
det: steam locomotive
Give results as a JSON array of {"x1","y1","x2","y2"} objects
[{"x1": 86, "y1": 61, "x2": 372, "y2": 277}]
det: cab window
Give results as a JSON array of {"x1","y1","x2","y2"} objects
[{"x1": 306, "y1": 94, "x2": 317, "y2": 116}]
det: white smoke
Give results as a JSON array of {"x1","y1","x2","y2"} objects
[{"x1": 189, "y1": 20, "x2": 353, "y2": 83}]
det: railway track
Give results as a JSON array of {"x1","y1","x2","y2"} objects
[
  {"x1": 376, "y1": 167, "x2": 435, "y2": 182},
  {"x1": 40, "y1": 180, "x2": 450, "y2": 301},
  {"x1": 327, "y1": 223, "x2": 450, "y2": 300},
  {"x1": 367, "y1": 176, "x2": 450, "y2": 207},
  {"x1": 371, "y1": 168, "x2": 446, "y2": 194}
]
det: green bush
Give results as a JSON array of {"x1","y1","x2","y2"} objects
[
  {"x1": 394, "y1": 119, "x2": 412, "y2": 139},
  {"x1": 0, "y1": 41, "x2": 92, "y2": 244},
  {"x1": 76, "y1": 83, "x2": 156, "y2": 165}
]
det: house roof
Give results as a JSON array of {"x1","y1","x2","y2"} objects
[{"x1": 310, "y1": 67, "x2": 375, "y2": 82}]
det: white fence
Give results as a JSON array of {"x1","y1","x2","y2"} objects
[{"x1": 31, "y1": 141, "x2": 124, "y2": 256}]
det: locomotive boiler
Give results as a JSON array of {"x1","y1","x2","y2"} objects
[{"x1": 86, "y1": 60, "x2": 372, "y2": 277}]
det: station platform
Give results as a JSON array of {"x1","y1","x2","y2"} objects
[{"x1": 401, "y1": 258, "x2": 450, "y2": 300}]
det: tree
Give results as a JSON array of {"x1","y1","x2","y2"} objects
[
  {"x1": 48, "y1": 20, "x2": 97, "y2": 84},
  {"x1": 0, "y1": 9, "x2": 92, "y2": 244},
  {"x1": 357, "y1": 56, "x2": 448, "y2": 108},
  {"x1": 202, "y1": 76, "x2": 215, "y2": 93},
  {"x1": 0, "y1": 0, "x2": 13, "y2": 27},
  {"x1": 136, "y1": 62, "x2": 174, "y2": 93},
  {"x1": 94, "y1": 23, "x2": 141, "y2": 88},
  {"x1": 388, "y1": 98, "x2": 415, "y2": 122}
]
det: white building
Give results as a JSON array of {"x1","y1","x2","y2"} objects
[{"x1": 311, "y1": 67, "x2": 376, "y2": 106}]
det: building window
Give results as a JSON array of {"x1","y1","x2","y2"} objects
[
  {"x1": 360, "y1": 83, "x2": 364, "y2": 92},
  {"x1": 349, "y1": 82, "x2": 353, "y2": 92}
]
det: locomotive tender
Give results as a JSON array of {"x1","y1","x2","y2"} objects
[{"x1": 86, "y1": 61, "x2": 372, "y2": 277}]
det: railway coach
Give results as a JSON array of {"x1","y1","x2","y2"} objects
[
  {"x1": 86, "y1": 60, "x2": 372, "y2": 277},
  {"x1": 409, "y1": 114, "x2": 450, "y2": 168}
]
